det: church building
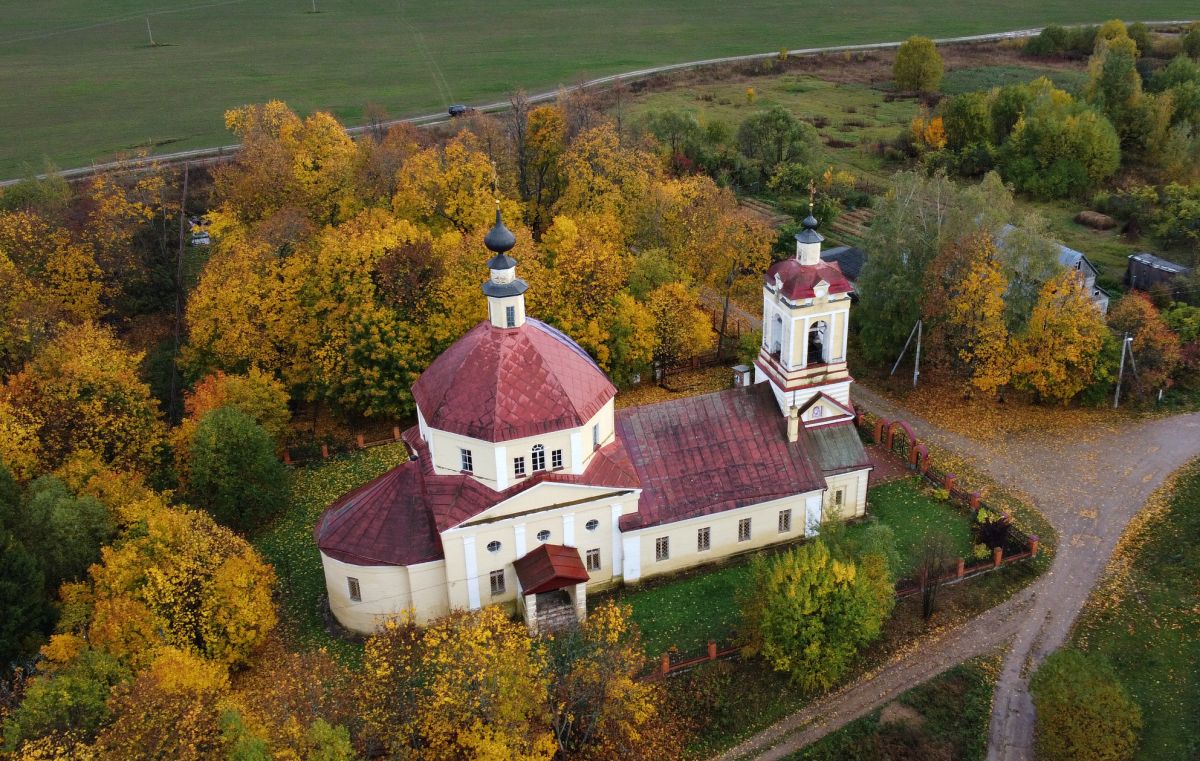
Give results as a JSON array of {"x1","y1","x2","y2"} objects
[{"x1": 315, "y1": 207, "x2": 871, "y2": 634}]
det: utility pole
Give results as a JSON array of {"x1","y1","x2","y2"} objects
[
  {"x1": 1114, "y1": 332, "x2": 1131, "y2": 409},
  {"x1": 912, "y1": 319, "x2": 922, "y2": 388}
]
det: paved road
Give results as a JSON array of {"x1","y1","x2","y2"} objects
[
  {"x1": 6, "y1": 21, "x2": 1193, "y2": 187},
  {"x1": 717, "y1": 384, "x2": 1200, "y2": 760}
]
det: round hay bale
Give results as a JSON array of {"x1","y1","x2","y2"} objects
[{"x1": 1075, "y1": 210, "x2": 1117, "y2": 230}]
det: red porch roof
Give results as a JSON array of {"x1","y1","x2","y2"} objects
[{"x1": 513, "y1": 544, "x2": 590, "y2": 595}]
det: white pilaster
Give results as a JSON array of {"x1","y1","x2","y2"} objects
[
  {"x1": 610, "y1": 503, "x2": 624, "y2": 574},
  {"x1": 622, "y1": 535, "x2": 641, "y2": 582},
  {"x1": 494, "y1": 445, "x2": 508, "y2": 491},
  {"x1": 514, "y1": 523, "x2": 527, "y2": 559},
  {"x1": 462, "y1": 536, "x2": 481, "y2": 609},
  {"x1": 562, "y1": 514, "x2": 576, "y2": 547}
]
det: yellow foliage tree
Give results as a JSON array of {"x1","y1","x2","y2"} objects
[
  {"x1": 1012, "y1": 271, "x2": 1108, "y2": 403},
  {"x1": 647, "y1": 282, "x2": 717, "y2": 367},
  {"x1": 358, "y1": 607, "x2": 556, "y2": 761},
  {"x1": 0, "y1": 323, "x2": 165, "y2": 474},
  {"x1": 0, "y1": 396, "x2": 40, "y2": 480},
  {"x1": 910, "y1": 115, "x2": 948, "y2": 151},
  {"x1": 393, "y1": 133, "x2": 523, "y2": 234},
  {"x1": 555, "y1": 123, "x2": 659, "y2": 232}
]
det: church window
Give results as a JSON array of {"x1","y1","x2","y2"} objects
[
  {"x1": 655, "y1": 536, "x2": 670, "y2": 561},
  {"x1": 487, "y1": 540, "x2": 502, "y2": 553},
  {"x1": 811, "y1": 405, "x2": 824, "y2": 419},
  {"x1": 514, "y1": 456, "x2": 526, "y2": 477},
  {"x1": 537, "y1": 529, "x2": 551, "y2": 542},
  {"x1": 532, "y1": 444, "x2": 545, "y2": 471},
  {"x1": 505, "y1": 305, "x2": 516, "y2": 328},
  {"x1": 593, "y1": 423, "x2": 600, "y2": 449},
  {"x1": 347, "y1": 577, "x2": 361, "y2": 602},
  {"x1": 586, "y1": 548, "x2": 601, "y2": 571},
  {"x1": 738, "y1": 518, "x2": 752, "y2": 542},
  {"x1": 834, "y1": 489, "x2": 845, "y2": 507},
  {"x1": 489, "y1": 570, "x2": 506, "y2": 596},
  {"x1": 778, "y1": 509, "x2": 792, "y2": 533},
  {"x1": 585, "y1": 519, "x2": 599, "y2": 531},
  {"x1": 697, "y1": 527, "x2": 711, "y2": 552},
  {"x1": 460, "y1": 448, "x2": 473, "y2": 473},
  {"x1": 771, "y1": 315, "x2": 783, "y2": 358},
  {"x1": 552, "y1": 449, "x2": 563, "y2": 469}
]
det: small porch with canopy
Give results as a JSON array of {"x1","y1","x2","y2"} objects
[{"x1": 513, "y1": 543, "x2": 590, "y2": 634}]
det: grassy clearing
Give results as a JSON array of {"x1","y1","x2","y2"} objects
[
  {"x1": 941, "y1": 65, "x2": 1089, "y2": 95},
  {"x1": 5, "y1": 1, "x2": 1194, "y2": 177},
  {"x1": 613, "y1": 477, "x2": 975, "y2": 658},
  {"x1": 791, "y1": 654, "x2": 999, "y2": 761},
  {"x1": 1072, "y1": 458, "x2": 1200, "y2": 760},
  {"x1": 252, "y1": 442, "x2": 407, "y2": 665}
]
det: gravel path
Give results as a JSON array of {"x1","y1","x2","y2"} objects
[{"x1": 716, "y1": 384, "x2": 1200, "y2": 760}]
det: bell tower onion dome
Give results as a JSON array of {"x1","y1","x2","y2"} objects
[{"x1": 482, "y1": 207, "x2": 527, "y2": 329}]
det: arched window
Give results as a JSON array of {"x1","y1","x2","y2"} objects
[
  {"x1": 532, "y1": 444, "x2": 545, "y2": 471},
  {"x1": 771, "y1": 314, "x2": 784, "y2": 358},
  {"x1": 487, "y1": 540, "x2": 502, "y2": 553},
  {"x1": 807, "y1": 321, "x2": 827, "y2": 366}
]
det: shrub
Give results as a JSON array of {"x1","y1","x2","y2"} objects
[
  {"x1": 1127, "y1": 22, "x2": 1151, "y2": 57},
  {"x1": 187, "y1": 406, "x2": 287, "y2": 534},
  {"x1": 741, "y1": 539, "x2": 894, "y2": 692},
  {"x1": 894, "y1": 36, "x2": 944, "y2": 92},
  {"x1": 1026, "y1": 25, "x2": 1069, "y2": 57},
  {"x1": 1030, "y1": 649, "x2": 1142, "y2": 761},
  {"x1": 1184, "y1": 24, "x2": 1200, "y2": 59}
]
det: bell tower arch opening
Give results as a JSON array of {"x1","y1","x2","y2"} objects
[{"x1": 807, "y1": 321, "x2": 827, "y2": 367}]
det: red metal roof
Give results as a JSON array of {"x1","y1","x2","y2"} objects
[
  {"x1": 765, "y1": 258, "x2": 854, "y2": 300},
  {"x1": 411, "y1": 319, "x2": 617, "y2": 442},
  {"x1": 513, "y1": 544, "x2": 590, "y2": 595},
  {"x1": 315, "y1": 426, "x2": 640, "y2": 567},
  {"x1": 615, "y1": 384, "x2": 827, "y2": 531}
]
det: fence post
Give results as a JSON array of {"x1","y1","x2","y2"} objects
[
  {"x1": 708, "y1": 641, "x2": 717, "y2": 660},
  {"x1": 356, "y1": 434, "x2": 365, "y2": 449},
  {"x1": 874, "y1": 418, "x2": 889, "y2": 445},
  {"x1": 283, "y1": 449, "x2": 292, "y2": 465},
  {"x1": 956, "y1": 557, "x2": 965, "y2": 579},
  {"x1": 321, "y1": 444, "x2": 330, "y2": 460},
  {"x1": 392, "y1": 425, "x2": 401, "y2": 441},
  {"x1": 992, "y1": 545, "x2": 1003, "y2": 568},
  {"x1": 943, "y1": 473, "x2": 957, "y2": 493},
  {"x1": 660, "y1": 653, "x2": 670, "y2": 676},
  {"x1": 1029, "y1": 535, "x2": 1039, "y2": 558},
  {"x1": 968, "y1": 491, "x2": 981, "y2": 510}
]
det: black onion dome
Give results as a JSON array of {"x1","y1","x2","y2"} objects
[
  {"x1": 484, "y1": 208, "x2": 518, "y2": 269},
  {"x1": 795, "y1": 211, "x2": 824, "y2": 245}
]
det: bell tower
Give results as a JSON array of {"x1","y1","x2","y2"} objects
[
  {"x1": 753, "y1": 206, "x2": 856, "y2": 430},
  {"x1": 482, "y1": 206, "x2": 527, "y2": 329}
]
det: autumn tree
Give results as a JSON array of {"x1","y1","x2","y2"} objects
[
  {"x1": 647, "y1": 283, "x2": 717, "y2": 368},
  {"x1": 1012, "y1": 271, "x2": 1108, "y2": 403},
  {"x1": 1086, "y1": 28, "x2": 1144, "y2": 145},
  {"x1": 925, "y1": 234, "x2": 1011, "y2": 395},
  {"x1": 1030, "y1": 649, "x2": 1142, "y2": 761},
  {"x1": 358, "y1": 607, "x2": 556, "y2": 761},
  {"x1": 741, "y1": 539, "x2": 894, "y2": 692},
  {"x1": 547, "y1": 601, "x2": 682, "y2": 759},
  {"x1": 0, "y1": 323, "x2": 165, "y2": 474},
  {"x1": 393, "y1": 132, "x2": 523, "y2": 234},
  {"x1": 186, "y1": 407, "x2": 287, "y2": 534},
  {"x1": 10, "y1": 476, "x2": 115, "y2": 591},
  {"x1": 556, "y1": 122, "x2": 659, "y2": 230},
  {"x1": 516, "y1": 105, "x2": 567, "y2": 233},
  {"x1": 894, "y1": 36, "x2": 944, "y2": 92},
  {"x1": 1, "y1": 647, "x2": 129, "y2": 750},
  {"x1": 1107, "y1": 293, "x2": 1182, "y2": 395},
  {"x1": 182, "y1": 367, "x2": 291, "y2": 446}
]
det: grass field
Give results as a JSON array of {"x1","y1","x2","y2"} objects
[
  {"x1": 1072, "y1": 459, "x2": 1200, "y2": 760},
  {"x1": 2, "y1": 1, "x2": 1196, "y2": 178}
]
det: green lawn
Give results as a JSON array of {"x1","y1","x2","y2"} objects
[
  {"x1": 1072, "y1": 458, "x2": 1200, "y2": 761},
  {"x1": 941, "y1": 64, "x2": 1090, "y2": 95},
  {"x1": 3, "y1": 1, "x2": 1196, "y2": 177},
  {"x1": 791, "y1": 655, "x2": 998, "y2": 761},
  {"x1": 617, "y1": 477, "x2": 975, "y2": 658},
  {"x1": 252, "y1": 442, "x2": 407, "y2": 664}
]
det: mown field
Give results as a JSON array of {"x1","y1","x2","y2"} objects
[{"x1": 2, "y1": 0, "x2": 1196, "y2": 178}]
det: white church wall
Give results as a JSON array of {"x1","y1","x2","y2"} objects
[
  {"x1": 823, "y1": 468, "x2": 870, "y2": 520},
  {"x1": 321, "y1": 552, "x2": 450, "y2": 634},
  {"x1": 624, "y1": 490, "x2": 821, "y2": 582},
  {"x1": 422, "y1": 399, "x2": 616, "y2": 488}
]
